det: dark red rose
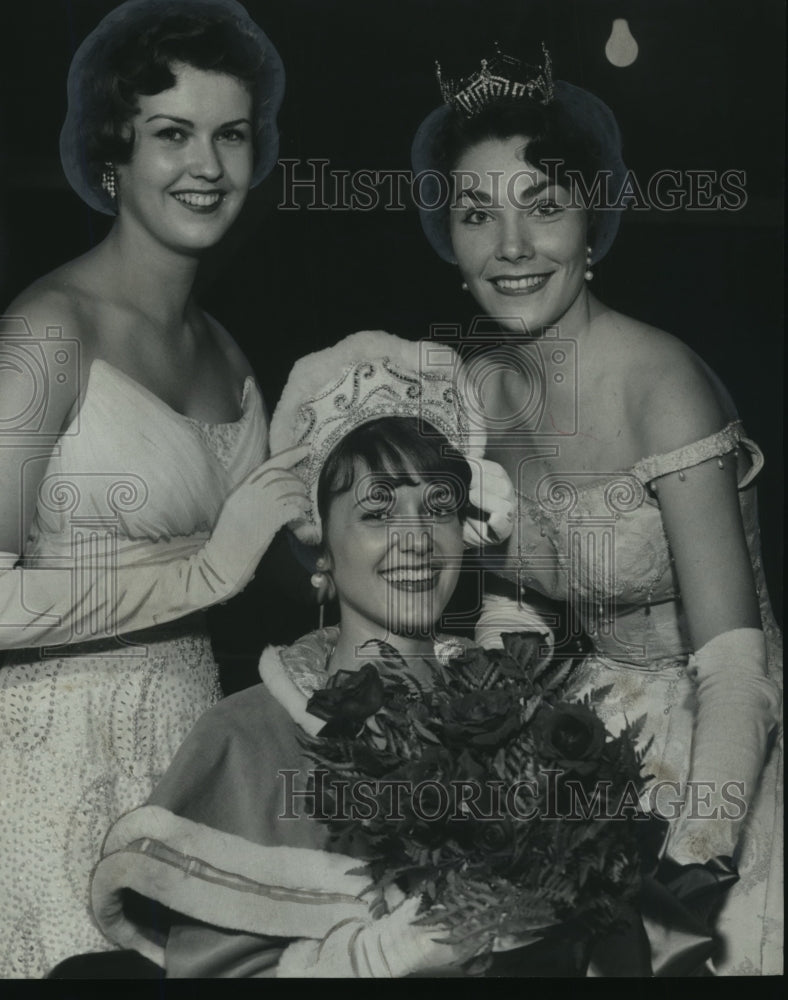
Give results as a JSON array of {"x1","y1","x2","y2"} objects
[
  {"x1": 383, "y1": 747, "x2": 459, "y2": 846},
  {"x1": 532, "y1": 703, "x2": 607, "y2": 776},
  {"x1": 465, "y1": 816, "x2": 519, "y2": 873},
  {"x1": 438, "y1": 690, "x2": 521, "y2": 750},
  {"x1": 446, "y1": 754, "x2": 518, "y2": 870},
  {"x1": 307, "y1": 663, "x2": 384, "y2": 738}
]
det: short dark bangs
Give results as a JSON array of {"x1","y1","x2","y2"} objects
[{"x1": 317, "y1": 417, "x2": 472, "y2": 524}]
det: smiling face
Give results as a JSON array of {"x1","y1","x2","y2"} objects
[
  {"x1": 449, "y1": 135, "x2": 589, "y2": 335},
  {"x1": 115, "y1": 63, "x2": 253, "y2": 253},
  {"x1": 322, "y1": 462, "x2": 464, "y2": 648}
]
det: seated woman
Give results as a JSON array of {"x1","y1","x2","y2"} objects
[{"x1": 89, "y1": 331, "x2": 504, "y2": 977}]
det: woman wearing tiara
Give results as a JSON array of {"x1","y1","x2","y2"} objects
[
  {"x1": 410, "y1": 46, "x2": 782, "y2": 974},
  {"x1": 89, "y1": 331, "x2": 505, "y2": 977},
  {"x1": 0, "y1": 0, "x2": 308, "y2": 977}
]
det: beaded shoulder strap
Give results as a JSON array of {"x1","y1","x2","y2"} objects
[{"x1": 632, "y1": 420, "x2": 763, "y2": 487}]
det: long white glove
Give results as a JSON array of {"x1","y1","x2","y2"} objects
[
  {"x1": 666, "y1": 627, "x2": 781, "y2": 864},
  {"x1": 463, "y1": 459, "x2": 515, "y2": 549},
  {"x1": 474, "y1": 591, "x2": 554, "y2": 668},
  {"x1": 276, "y1": 896, "x2": 469, "y2": 978},
  {"x1": 0, "y1": 446, "x2": 309, "y2": 650}
]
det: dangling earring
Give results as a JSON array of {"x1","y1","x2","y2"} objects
[
  {"x1": 584, "y1": 245, "x2": 593, "y2": 282},
  {"x1": 310, "y1": 566, "x2": 336, "y2": 629},
  {"x1": 461, "y1": 281, "x2": 469, "y2": 292},
  {"x1": 310, "y1": 573, "x2": 327, "y2": 629},
  {"x1": 101, "y1": 162, "x2": 117, "y2": 200}
]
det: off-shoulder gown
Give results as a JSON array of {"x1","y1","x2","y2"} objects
[{"x1": 496, "y1": 421, "x2": 782, "y2": 975}]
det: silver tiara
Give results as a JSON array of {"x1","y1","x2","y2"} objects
[{"x1": 436, "y1": 42, "x2": 554, "y2": 117}]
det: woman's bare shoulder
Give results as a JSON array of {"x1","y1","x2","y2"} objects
[
  {"x1": 595, "y1": 308, "x2": 690, "y2": 358},
  {"x1": 598, "y1": 310, "x2": 729, "y2": 453},
  {"x1": 0, "y1": 266, "x2": 104, "y2": 445},
  {"x1": 3, "y1": 259, "x2": 101, "y2": 345}
]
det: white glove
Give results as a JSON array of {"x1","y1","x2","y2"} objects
[
  {"x1": 276, "y1": 896, "x2": 471, "y2": 978},
  {"x1": 0, "y1": 445, "x2": 310, "y2": 650},
  {"x1": 666, "y1": 627, "x2": 781, "y2": 864},
  {"x1": 474, "y1": 591, "x2": 554, "y2": 668},
  {"x1": 463, "y1": 459, "x2": 514, "y2": 549}
]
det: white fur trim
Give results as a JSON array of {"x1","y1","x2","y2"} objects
[
  {"x1": 258, "y1": 645, "x2": 326, "y2": 736},
  {"x1": 91, "y1": 805, "x2": 371, "y2": 965}
]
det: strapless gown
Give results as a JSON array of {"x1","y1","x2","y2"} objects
[
  {"x1": 0, "y1": 360, "x2": 267, "y2": 977},
  {"x1": 499, "y1": 421, "x2": 782, "y2": 975}
]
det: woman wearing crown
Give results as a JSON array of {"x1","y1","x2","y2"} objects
[
  {"x1": 410, "y1": 46, "x2": 782, "y2": 974},
  {"x1": 87, "y1": 331, "x2": 516, "y2": 977},
  {"x1": 0, "y1": 0, "x2": 309, "y2": 976}
]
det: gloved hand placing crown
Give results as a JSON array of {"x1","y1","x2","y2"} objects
[
  {"x1": 0, "y1": 445, "x2": 310, "y2": 650},
  {"x1": 474, "y1": 591, "x2": 554, "y2": 670},
  {"x1": 462, "y1": 458, "x2": 515, "y2": 549}
]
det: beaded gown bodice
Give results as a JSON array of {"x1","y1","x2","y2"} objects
[{"x1": 497, "y1": 421, "x2": 779, "y2": 669}]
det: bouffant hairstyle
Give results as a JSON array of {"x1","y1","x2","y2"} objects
[
  {"x1": 85, "y1": 13, "x2": 266, "y2": 168},
  {"x1": 412, "y1": 79, "x2": 627, "y2": 264},
  {"x1": 430, "y1": 96, "x2": 611, "y2": 247}
]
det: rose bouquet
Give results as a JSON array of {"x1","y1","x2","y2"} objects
[{"x1": 300, "y1": 634, "x2": 651, "y2": 969}]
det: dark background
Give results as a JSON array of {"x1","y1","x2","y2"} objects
[{"x1": 1, "y1": 0, "x2": 783, "y2": 689}]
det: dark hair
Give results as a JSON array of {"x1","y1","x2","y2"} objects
[
  {"x1": 432, "y1": 97, "x2": 609, "y2": 239},
  {"x1": 86, "y1": 13, "x2": 266, "y2": 168},
  {"x1": 317, "y1": 417, "x2": 472, "y2": 529}
]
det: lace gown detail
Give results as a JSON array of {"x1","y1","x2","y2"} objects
[
  {"x1": 501, "y1": 421, "x2": 782, "y2": 975},
  {"x1": 0, "y1": 360, "x2": 267, "y2": 978}
]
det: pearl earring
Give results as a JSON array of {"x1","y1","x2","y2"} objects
[
  {"x1": 310, "y1": 572, "x2": 326, "y2": 629},
  {"x1": 101, "y1": 163, "x2": 117, "y2": 200},
  {"x1": 584, "y1": 245, "x2": 593, "y2": 282},
  {"x1": 461, "y1": 281, "x2": 469, "y2": 292},
  {"x1": 310, "y1": 569, "x2": 336, "y2": 628}
]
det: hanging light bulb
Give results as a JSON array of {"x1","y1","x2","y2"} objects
[{"x1": 605, "y1": 18, "x2": 638, "y2": 67}]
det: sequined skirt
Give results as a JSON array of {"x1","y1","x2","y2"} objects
[{"x1": 0, "y1": 617, "x2": 221, "y2": 977}]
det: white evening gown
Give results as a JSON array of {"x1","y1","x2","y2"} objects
[{"x1": 0, "y1": 359, "x2": 267, "y2": 977}]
